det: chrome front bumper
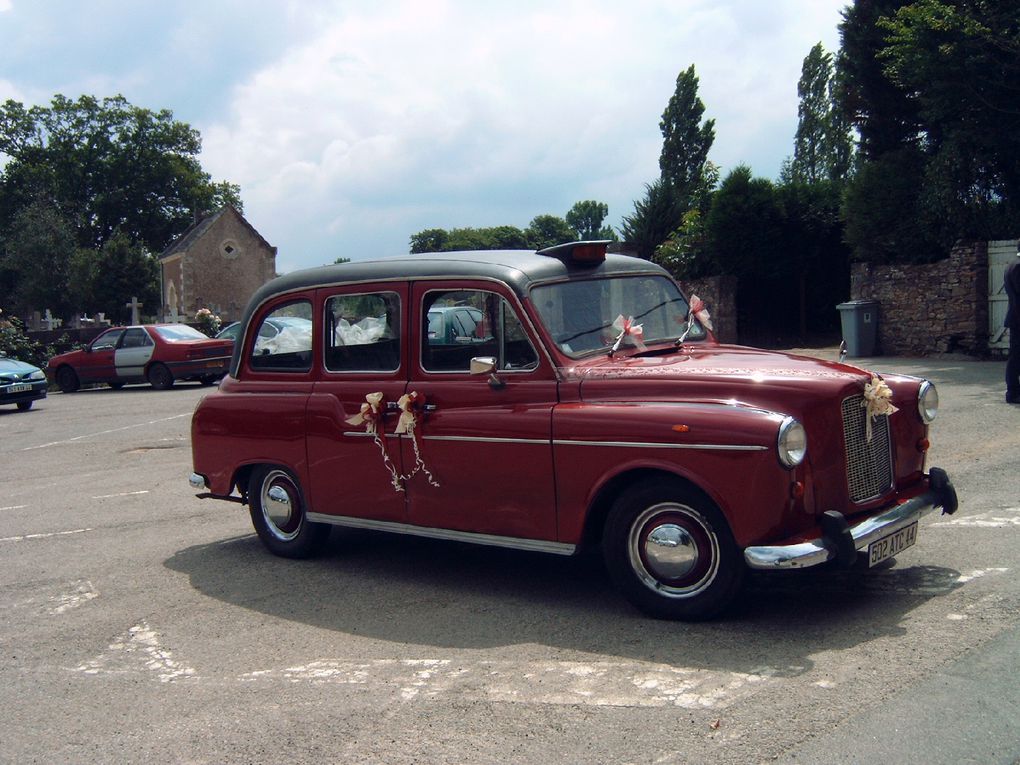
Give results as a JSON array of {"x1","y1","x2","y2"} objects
[{"x1": 743, "y1": 467, "x2": 958, "y2": 570}]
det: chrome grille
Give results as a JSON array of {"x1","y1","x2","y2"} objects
[{"x1": 841, "y1": 394, "x2": 894, "y2": 502}]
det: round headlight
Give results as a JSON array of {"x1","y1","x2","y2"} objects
[
  {"x1": 918, "y1": 380, "x2": 938, "y2": 423},
  {"x1": 777, "y1": 416, "x2": 807, "y2": 468}
]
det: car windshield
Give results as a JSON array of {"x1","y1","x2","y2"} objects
[
  {"x1": 153, "y1": 324, "x2": 209, "y2": 341},
  {"x1": 531, "y1": 275, "x2": 704, "y2": 357}
]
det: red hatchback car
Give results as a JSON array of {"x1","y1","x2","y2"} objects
[
  {"x1": 188, "y1": 242, "x2": 957, "y2": 620},
  {"x1": 47, "y1": 323, "x2": 233, "y2": 392}
]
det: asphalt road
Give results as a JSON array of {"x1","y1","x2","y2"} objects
[{"x1": 1, "y1": 353, "x2": 1018, "y2": 764}]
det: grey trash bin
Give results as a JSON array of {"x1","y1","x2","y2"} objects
[{"x1": 836, "y1": 300, "x2": 879, "y2": 357}]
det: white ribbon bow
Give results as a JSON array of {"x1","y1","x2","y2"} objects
[{"x1": 611, "y1": 314, "x2": 646, "y2": 353}]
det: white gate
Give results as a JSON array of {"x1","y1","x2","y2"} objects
[{"x1": 989, "y1": 240, "x2": 1017, "y2": 353}]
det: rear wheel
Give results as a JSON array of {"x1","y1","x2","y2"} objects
[
  {"x1": 603, "y1": 478, "x2": 744, "y2": 620},
  {"x1": 56, "y1": 366, "x2": 80, "y2": 393},
  {"x1": 247, "y1": 466, "x2": 330, "y2": 558},
  {"x1": 147, "y1": 363, "x2": 174, "y2": 390}
]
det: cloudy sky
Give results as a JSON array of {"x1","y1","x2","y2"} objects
[{"x1": 1, "y1": 0, "x2": 847, "y2": 272}]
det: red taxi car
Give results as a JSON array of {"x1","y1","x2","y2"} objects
[
  {"x1": 189, "y1": 241, "x2": 957, "y2": 620},
  {"x1": 48, "y1": 323, "x2": 232, "y2": 392}
]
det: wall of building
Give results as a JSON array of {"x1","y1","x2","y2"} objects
[
  {"x1": 181, "y1": 211, "x2": 276, "y2": 322},
  {"x1": 850, "y1": 241, "x2": 988, "y2": 356}
]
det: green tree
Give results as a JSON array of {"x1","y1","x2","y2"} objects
[
  {"x1": 565, "y1": 200, "x2": 617, "y2": 240},
  {"x1": 620, "y1": 179, "x2": 686, "y2": 260},
  {"x1": 704, "y1": 166, "x2": 783, "y2": 280},
  {"x1": 525, "y1": 215, "x2": 575, "y2": 250},
  {"x1": 659, "y1": 65, "x2": 716, "y2": 204},
  {"x1": 66, "y1": 231, "x2": 160, "y2": 322},
  {"x1": 0, "y1": 94, "x2": 241, "y2": 254},
  {"x1": 791, "y1": 44, "x2": 855, "y2": 183},
  {"x1": 409, "y1": 228, "x2": 450, "y2": 253},
  {"x1": 1, "y1": 201, "x2": 77, "y2": 318},
  {"x1": 879, "y1": 0, "x2": 1020, "y2": 235},
  {"x1": 836, "y1": 0, "x2": 920, "y2": 159},
  {"x1": 842, "y1": 146, "x2": 945, "y2": 263},
  {"x1": 624, "y1": 66, "x2": 716, "y2": 259}
]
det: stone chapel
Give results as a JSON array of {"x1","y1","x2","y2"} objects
[{"x1": 159, "y1": 205, "x2": 277, "y2": 323}]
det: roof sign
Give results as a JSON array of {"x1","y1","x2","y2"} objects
[{"x1": 537, "y1": 240, "x2": 610, "y2": 265}]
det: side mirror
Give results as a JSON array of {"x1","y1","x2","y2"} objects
[{"x1": 470, "y1": 356, "x2": 505, "y2": 389}]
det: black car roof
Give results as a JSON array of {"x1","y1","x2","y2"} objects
[{"x1": 245, "y1": 249, "x2": 667, "y2": 315}]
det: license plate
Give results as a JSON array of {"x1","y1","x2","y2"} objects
[
  {"x1": 868, "y1": 522, "x2": 917, "y2": 567},
  {"x1": 9, "y1": 383, "x2": 31, "y2": 393}
]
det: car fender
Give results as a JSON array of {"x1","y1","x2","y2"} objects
[{"x1": 551, "y1": 401, "x2": 802, "y2": 547}]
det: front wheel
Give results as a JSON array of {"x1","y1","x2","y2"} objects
[
  {"x1": 56, "y1": 366, "x2": 80, "y2": 393},
  {"x1": 147, "y1": 363, "x2": 174, "y2": 390},
  {"x1": 247, "y1": 466, "x2": 330, "y2": 558},
  {"x1": 603, "y1": 479, "x2": 744, "y2": 620},
  {"x1": 16, "y1": 401, "x2": 33, "y2": 411}
]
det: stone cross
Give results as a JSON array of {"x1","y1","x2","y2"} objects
[
  {"x1": 43, "y1": 309, "x2": 61, "y2": 330},
  {"x1": 125, "y1": 296, "x2": 143, "y2": 325}
]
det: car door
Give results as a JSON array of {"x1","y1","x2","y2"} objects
[
  {"x1": 79, "y1": 328, "x2": 124, "y2": 384},
  {"x1": 404, "y1": 282, "x2": 559, "y2": 542},
  {"x1": 305, "y1": 284, "x2": 409, "y2": 523},
  {"x1": 114, "y1": 327, "x2": 155, "y2": 381}
]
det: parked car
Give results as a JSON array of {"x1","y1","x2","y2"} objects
[
  {"x1": 0, "y1": 353, "x2": 47, "y2": 411},
  {"x1": 217, "y1": 317, "x2": 313, "y2": 349},
  {"x1": 47, "y1": 323, "x2": 233, "y2": 392},
  {"x1": 188, "y1": 241, "x2": 957, "y2": 620},
  {"x1": 426, "y1": 304, "x2": 486, "y2": 345}
]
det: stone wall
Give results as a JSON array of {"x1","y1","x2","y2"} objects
[
  {"x1": 679, "y1": 274, "x2": 738, "y2": 345},
  {"x1": 850, "y1": 241, "x2": 987, "y2": 356}
]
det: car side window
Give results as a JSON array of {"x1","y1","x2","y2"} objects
[
  {"x1": 249, "y1": 301, "x2": 313, "y2": 372},
  {"x1": 422, "y1": 290, "x2": 538, "y2": 373},
  {"x1": 324, "y1": 292, "x2": 401, "y2": 372},
  {"x1": 92, "y1": 329, "x2": 124, "y2": 351},
  {"x1": 120, "y1": 328, "x2": 152, "y2": 348}
]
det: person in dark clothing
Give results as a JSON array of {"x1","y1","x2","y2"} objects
[{"x1": 1005, "y1": 241, "x2": 1020, "y2": 404}]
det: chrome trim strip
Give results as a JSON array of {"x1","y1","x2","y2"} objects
[
  {"x1": 743, "y1": 489, "x2": 941, "y2": 570},
  {"x1": 305, "y1": 513, "x2": 576, "y2": 555},
  {"x1": 423, "y1": 435, "x2": 549, "y2": 445},
  {"x1": 552, "y1": 439, "x2": 768, "y2": 452}
]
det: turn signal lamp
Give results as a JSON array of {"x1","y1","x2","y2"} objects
[{"x1": 537, "y1": 240, "x2": 610, "y2": 265}]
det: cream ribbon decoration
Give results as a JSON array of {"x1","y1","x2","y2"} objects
[
  {"x1": 610, "y1": 314, "x2": 646, "y2": 354},
  {"x1": 861, "y1": 376, "x2": 899, "y2": 441},
  {"x1": 345, "y1": 391, "x2": 384, "y2": 433},
  {"x1": 394, "y1": 391, "x2": 440, "y2": 488},
  {"x1": 345, "y1": 392, "x2": 404, "y2": 492}
]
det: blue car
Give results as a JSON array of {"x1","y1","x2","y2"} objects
[{"x1": 0, "y1": 353, "x2": 47, "y2": 411}]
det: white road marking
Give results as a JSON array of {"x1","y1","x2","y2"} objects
[
  {"x1": 91, "y1": 490, "x2": 150, "y2": 499},
  {"x1": 932, "y1": 508, "x2": 1020, "y2": 528},
  {"x1": 48, "y1": 580, "x2": 99, "y2": 615},
  {"x1": 20, "y1": 413, "x2": 191, "y2": 451},
  {"x1": 0, "y1": 528, "x2": 92, "y2": 543},
  {"x1": 75, "y1": 621, "x2": 196, "y2": 683},
  {"x1": 241, "y1": 659, "x2": 775, "y2": 709},
  {"x1": 0, "y1": 505, "x2": 27, "y2": 511},
  {"x1": 954, "y1": 567, "x2": 1009, "y2": 584}
]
